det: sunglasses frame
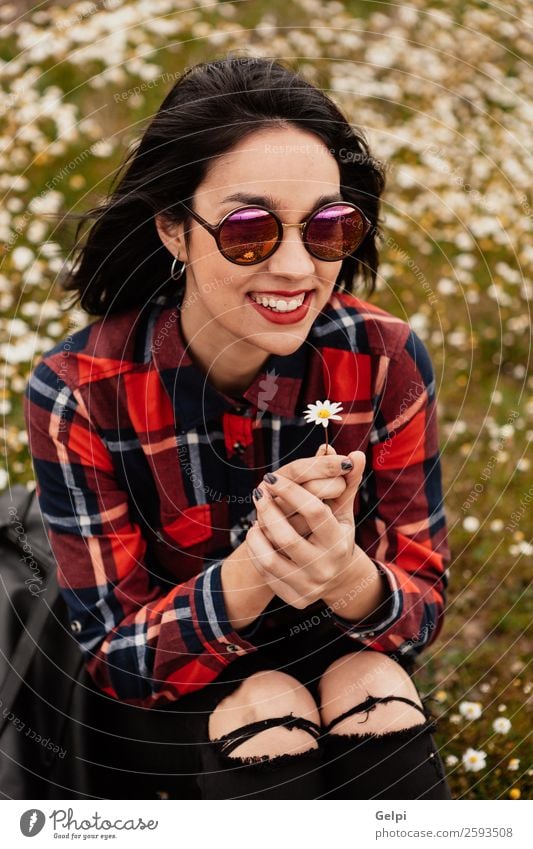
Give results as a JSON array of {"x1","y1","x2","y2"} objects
[{"x1": 178, "y1": 200, "x2": 372, "y2": 265}]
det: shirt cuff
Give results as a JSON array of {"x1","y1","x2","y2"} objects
[
  {"x1": 329, "y1": 560, "x2": 403, "y2": 641},
  {"x1": 193, "y1": 559, "x2": 260, "y2": 658}
]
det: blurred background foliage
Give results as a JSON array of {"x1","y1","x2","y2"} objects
[{"x1": 0, "y1": 0, "x2": 531, "y2": 799}]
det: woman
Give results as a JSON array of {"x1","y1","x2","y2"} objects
[{"x1": 24, "y1": 56, "x2": 452, "y2": 799}]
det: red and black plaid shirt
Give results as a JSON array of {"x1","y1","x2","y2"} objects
[{"x1": 24, "y1": 289, "x2": 450, "y2": 707}]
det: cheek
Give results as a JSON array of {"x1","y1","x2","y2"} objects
[{"x1": 199, "y1": 288, "x2": 246, "y2": 327}]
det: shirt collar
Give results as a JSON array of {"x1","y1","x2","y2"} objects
[{"x1": 150, "y1": 296, "x2": 310, "y2": 432}]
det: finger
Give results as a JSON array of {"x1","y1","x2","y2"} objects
[
  {"x1": 302, "y1": 476, "x2": 347, "y2": 501},
  {"x1": 253, "y1": 486, "x2": 315, "y2": 562},
  {"x1": 327, "y1": 450, "x2": 366, "y2": 525},
  {"x1": 316, "y1": 443, "x2": 337, "y2": 456},
  {"x1": 260, "y1": 475, "x2": 338, "y2": 549},
  {"x1": 272, "y1": 452, "x2": 353, "y2": 486},
  {"x1": 256, "y1": 493, "x2": 298, "y2": 543},
  {"x1": 245, "y1": 523, "x2": 308, "y2": 606},
  {"x1": 268, "y1": 494, "x2": 312, "y2": 537},
  {"x1": 275, "y1": 478, "x2": 346, "y2": 503}
]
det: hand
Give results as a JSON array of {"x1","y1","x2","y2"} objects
[
  {"x1": 245, "y1": 450, "x2": 366, "y2": 608},
  {"x1": 266, "y1": 443, "x2": 347, "y2": 538}
]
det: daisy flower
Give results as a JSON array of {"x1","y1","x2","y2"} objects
[
  {"x1": 303, "y1": 399, "x2": 343, "y2": 450},
  {"x1": 492, "y1": 717, "x2": 512, "y2": 734},
  {"x1": 462, "y1": 516, "x2": 480, "y2": 532},
  {"x1": 459, "y1": 700, "x2": 483, "y2": 720},
  {"x1": 462, "y1": 747, "x2": 487, "y2": 772},
  {"x1": 445, "y1": 754, "x2": 459, "y2": 766},
  {"x1": 507, "y1": 758, "x2": 520, "y2": 771}
]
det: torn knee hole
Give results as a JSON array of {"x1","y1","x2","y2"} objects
[
  {"x1": 323, "y1": 694, "x2": 431, "y2": 736},
  {"x1": 211, "y1": 712, "x2": 322, "y2": 759}
]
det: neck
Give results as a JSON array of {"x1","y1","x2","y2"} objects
[{"x1": 180, "y1": 301, "x2": 269, "y2": 398}]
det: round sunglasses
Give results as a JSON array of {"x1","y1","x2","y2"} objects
[{"x1": 179, "y1": 200, "x2": 372, "y2": 265}]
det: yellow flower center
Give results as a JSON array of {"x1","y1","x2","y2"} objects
[{"x1": 318, "y1": 409, "x2": 331, "y2": 419}]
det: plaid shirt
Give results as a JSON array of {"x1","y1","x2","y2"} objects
[{"x1": 24, "y1": 290, "x2": 450, "y2": 707}]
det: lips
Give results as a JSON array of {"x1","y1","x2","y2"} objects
[
  {"x1": 246, "y1": 289, "x2": 314, "y2": 325},
  {"x1": 248, "y1": 289, "x2": 312, "y2": 297}
]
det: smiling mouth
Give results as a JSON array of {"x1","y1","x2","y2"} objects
[{"x1": 247, "y1": 290, "x2": 311, "y2": 313}]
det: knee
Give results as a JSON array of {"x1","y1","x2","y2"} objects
[
  {"x1": 318, "y1": 650, "x2": 426, "y2": 736},
  {"x1": 208, "y1": 670, "x2": 321, "y2": 759}
]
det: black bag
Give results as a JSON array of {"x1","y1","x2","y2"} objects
[{"x1": 0, "y1": 485, "x2": 201, "y2": 799}]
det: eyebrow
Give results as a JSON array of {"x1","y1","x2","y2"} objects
[{"x1": 219, "y1": 191, "x2": 344, "y2": 214}]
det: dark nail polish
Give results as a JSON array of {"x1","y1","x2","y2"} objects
[
  {"x1": 263, "y1": 473, "x2": 278, "y2": 484},
  {"x1": 341, "y1": 461, "x2": 353, "y2": 470},
  {"x1": 252, "y1": 487, "x2": 263, "y2": 500}
]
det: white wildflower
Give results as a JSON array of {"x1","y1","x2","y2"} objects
[
  {"x1": 11, "y1": 246, "x2": 34, "y2": 270},
  {"x1": 462, "y1": 747, "x2": 487, "y2": 772},
  {"x1": 492, "y1": 717, "x2": 511, "y2": 734},
  {"x1": 303, "y1": 400, "x2": 344, "y2": 428},
  {"x1": 459, "y1": 700, "x2": 483, "y2": 720}
]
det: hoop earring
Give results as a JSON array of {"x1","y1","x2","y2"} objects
[{"x1": 170, "y1": 256, "x2": 186, "y2": 281}]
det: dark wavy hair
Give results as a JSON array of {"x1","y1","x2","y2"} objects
[{"x1": 59, "y1": 55, "x2": 387, "y2": 316}]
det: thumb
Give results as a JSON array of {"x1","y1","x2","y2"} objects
[
  {"x1": 316, "y1": 442, "x2": 337, "y2": 456},
  {"x1": 327, "y1": 449, "x2": 366, "y2": 524}
]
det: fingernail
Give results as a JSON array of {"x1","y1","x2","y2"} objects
[
  {"x1": 263, "y1": 473, "x2": 277, "y2": 484},
  {"x1": 341, "y1": 460, "x2": 353, "y2": 470},
  {"x1": 252, "y1": 487, "x2": 263, "y2": 500}
]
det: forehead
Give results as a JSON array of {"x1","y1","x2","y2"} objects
[{"x1": 200, "y1": 126, "x2": 341, "y2": 208}]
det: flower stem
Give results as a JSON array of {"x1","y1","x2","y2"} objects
[{"x1": 325, "y1": 427, "x2": 329, "y2": 451}]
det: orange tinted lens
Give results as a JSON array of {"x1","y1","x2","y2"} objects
[
  {"x1": 219, "y1": 208, "x2": 279, "y2": 263},
  {"x1": 305, "y1": 204, "x2": 367, "y2": 259}
]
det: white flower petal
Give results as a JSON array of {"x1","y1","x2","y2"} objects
[
  {"x1": 462, "y1": 747, "x2": 487, "y2": 772},
  {"x1": 492, "y1": 717, "x2": 511, "y2": 734}
]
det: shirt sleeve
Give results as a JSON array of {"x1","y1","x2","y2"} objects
[
  {"x1": 329, "y1": 329, "x2": 451, "y2": 661},
  {"x1": 23, "y1": 359, "x2": 258, "y2": 708}
]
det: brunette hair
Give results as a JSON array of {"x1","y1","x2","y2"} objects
[{"x1": 59, "y1": 54, "x2": 386, "y2": 315}]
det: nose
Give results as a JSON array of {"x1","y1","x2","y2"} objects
[{"x1": 266, "y1": 223, "x2": 316, "y2": 278}]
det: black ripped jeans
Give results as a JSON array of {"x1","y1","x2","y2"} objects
[
  {"x1": 161, "y1": 600, "x2": 451, "y2": 800},
  {"x1": 71, "y1": 599, "x2": 452, "y2": 800}
]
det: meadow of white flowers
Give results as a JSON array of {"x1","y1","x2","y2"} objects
[{"x1": 0, "y1": 0, "x2": 531, "y2": 799}]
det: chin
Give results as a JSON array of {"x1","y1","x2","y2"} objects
[{"x1": 260, "y1": 334, "x2": 306, "y2": 355}]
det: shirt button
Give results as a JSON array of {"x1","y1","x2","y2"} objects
[
  {"x1": 70, "y1": 620, "x2": 82, "y2": 634},
  {"x1": 233, "y1": 441, "x2": 246, "y2": 454},
  {"x1": 226, "y1": 643, "x2": 240, "y2": 653},
  {"x1": 233, "y1": 406, "x2": 243, "y2": 413}
]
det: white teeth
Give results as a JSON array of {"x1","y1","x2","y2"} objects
[{"x1": 250, "y1": 292, "x2": 307, "y2": 312}]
